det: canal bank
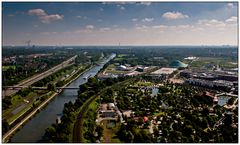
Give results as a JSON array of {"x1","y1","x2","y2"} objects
[
  {"x1": 9, "y1": 54, "x2": 116, "y2": 143},
  {"x1": 3, "y1": 64, "x2": 95, "y2": 143}
]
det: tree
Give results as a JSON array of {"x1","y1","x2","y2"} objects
[
  {"x1": 2, "y1": 119, "x2": 9, "y2": 134},
  {"x1": 47, "y1": 83, "x2": 56, "y2": 91},
  {"x1": 95, "y1": 126, "x2": 103, "y2": 139},
  {"x1": 79, "y1": 84, "x2": 88, "y2": 93},
  {"x1": 45, "y1": 125, "x2": 56, "y2": 141}
]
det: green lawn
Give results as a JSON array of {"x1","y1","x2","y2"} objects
[
  {"x1": 118, "y1": 54, "x2": 128, "y2": 58},
  {"x1": 114, "y1": 58, "x2": 124, "y2": 61},
  {"x1": 135, "y1": 81, "x2": 153, "y2": 87}
]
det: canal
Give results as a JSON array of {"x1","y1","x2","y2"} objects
[{"x1": 11, "y1": 54, "x2": 116, "y2": 143}]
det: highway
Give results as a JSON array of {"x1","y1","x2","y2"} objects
[{"x1": 2, "y1": 55, "x2": 77, "y2": 98}]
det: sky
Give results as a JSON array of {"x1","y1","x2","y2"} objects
[{"x1": 2, "y1": 2, "x2": 238, "y2": 46}]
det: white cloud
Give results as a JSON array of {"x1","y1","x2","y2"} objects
[
  {"x1": 136, "y1": 25, "x2": 149, "y2": 31},
  {"x1": 142, "y1": 17, "x2": 154, "y2": 22},
  {"x1": 28, "y1": 9, "x2": 46, "y2": 16},
  {"x1": 227, "y1": 3, "x2": 234, "y2": 8},
  {"x1": 120, "y1": 6, "x2": 125, "y2": 10},
  {"x1": 76, "y1": 15, "x2": 87, "y2": 19},
  {"x1": 86, "y1": 25, "x2": 94, "y2": 29},
  {"x1": 117, "y1": 4, "x2": 125, "y2": 10},
  {"x1": 74, "y1": 25, "x2": 95, "y2": 33},
  {"x1": 226, "y1": 16, "x2": 237, "y2": 23},
  {"x1": 132, "y1": 18, "x2": 138, "y2": 22},
  {"x1": 162, "y1": 11, "x2": 189, "y2": 20},
  {"x1": 198, "y1": 19, "x2": 226, "y2": 28},
  {"x1": 100, "y1": 8, "x2": 104, "y2": 11},
  {"x1": 40, "y1": 14, "x2": 64, "y2": 23},
  {"x1": 139, "y1": 2, "x2": 151, "y2": 6},
  {"x1": 100, "y1": 27, "x2": 111, "y2": 32},
  {"x1": 152, "y1": 25, "x2": 168, "y2": 29},
  {"x1": 28, "y1": 9, "x2": 63, "y2": 23}
]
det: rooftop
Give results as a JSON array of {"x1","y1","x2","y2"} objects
[{"x1": 151, "y1": 67, "x2": 177, "y2": 75}]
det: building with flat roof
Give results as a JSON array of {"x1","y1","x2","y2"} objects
[
  {"x1": 151, "y1": 67, "x2": 177, "y2": 75},
  {"x1": 150, "y1": 67, "x2": 177, "y2": 80}
]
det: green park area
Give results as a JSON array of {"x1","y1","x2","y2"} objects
[{"x1": 187, "y1": 57, "x2": 238, "y2": 69}]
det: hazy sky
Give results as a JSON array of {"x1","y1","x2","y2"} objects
[{"x1": 2, "y1": 2, "x2": 238, "y2": 46}]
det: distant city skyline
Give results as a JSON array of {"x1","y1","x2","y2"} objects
[{"x1": 2, "y1": 2, "x2": 238, "y2": 46}]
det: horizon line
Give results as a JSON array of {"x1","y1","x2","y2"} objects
[{"x1": 2, "y1": 44, "x2": 238, "y2": 47}]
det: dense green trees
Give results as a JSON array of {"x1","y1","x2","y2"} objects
[
  {"x1": 42, "y1": 76, "x2": 127, "y2": 142},
  {"x1": 2, "y1": 119, "x2": 10, "y2": 135},
  {"x1": 2, "y1": 97, "x2": 12, "y2": 110},
  {"x1": 113, "y1": 81, "x2": 238, "y2": 143},
  {"x1": 47, "y1": 83, "x2": 56, "y2": 91}
]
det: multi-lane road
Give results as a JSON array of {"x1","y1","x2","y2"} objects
[{"x1": 2, "y1": 55, "x2": 77, "y2": 98}]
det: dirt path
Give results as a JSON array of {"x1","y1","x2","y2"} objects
[{"x1": 104, "y1": 128, "x2": 112, "y2": 143}]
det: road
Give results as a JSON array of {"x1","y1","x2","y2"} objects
[{"x1": 2, "y1": 55, "x2": 77, "y2": 98}]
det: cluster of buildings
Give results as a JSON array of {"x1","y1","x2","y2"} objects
[
  {"x1": 98, "y1": 59, "x2": 189, "y2": 81},
  {"x1": 181, "y1": 69, "x2": 238, "y2": 93},
  {"x1": 96, "y1": 103, "x2": 123, "y2": 124},
  {"x1": 3, "y1": 56, "x2": 17, "y2": 65},
  {"x1": 97, "y1": 64, "x2": 152, "y2": 80},
  {"x1": 147, "y1": 60, "x2": 188, "y2": 80}
]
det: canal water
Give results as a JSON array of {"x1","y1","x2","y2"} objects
[{"x1": 11, "y1": 54, "x2": 116, "y2": 143}]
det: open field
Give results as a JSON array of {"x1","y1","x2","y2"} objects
[{"x1": 186, "y1": 57, "x2": 238, "y2": 69}]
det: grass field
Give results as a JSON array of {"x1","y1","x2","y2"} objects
[
  {"x1": 134, "y1": 81, "x2": 153, "y2": 87},
  {"x1": 3, "y1": 91, "x2": 53, "y2": 124},
  {"x1": 189, "y1": 57, "x2": 237, "y2": 69}
]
